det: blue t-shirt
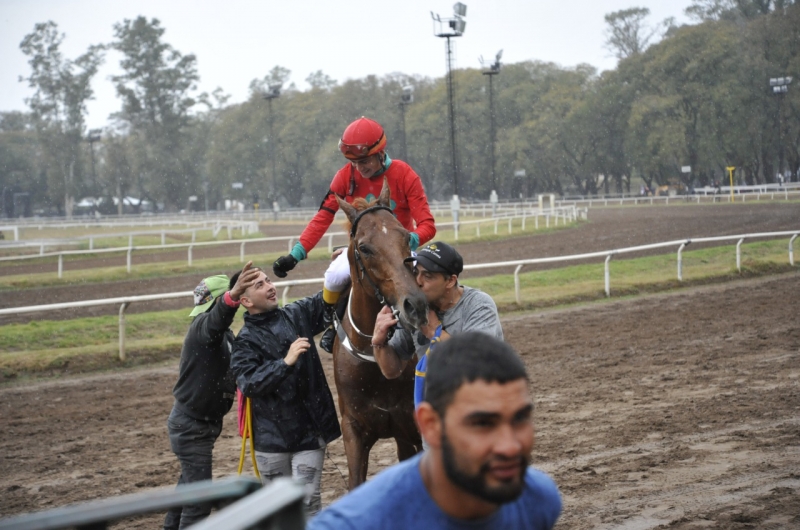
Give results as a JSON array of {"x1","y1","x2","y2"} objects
[{"x1": 308, "y1": 453, "x2": 561, "y2": 530}]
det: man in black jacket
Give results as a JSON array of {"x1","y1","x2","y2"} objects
[
  {"x1": 164, "y1": 262, "x2": 259, "y2": 530},
  {"x1": 231, "y1": 269, "x2": 341, "y2": 516}
]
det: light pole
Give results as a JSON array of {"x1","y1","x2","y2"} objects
[
  {"x1": 480, "y1": 50, "x2": 502, "y2": 195},
  {"x1": 86, "y1": 128, "x2": 102, "y2": 192},
  {"x1": 399, "y1": 85, "x2": 414, "y2": 161},
  {"x1": 431, "y1": 2, "x2": 467, "y2": 198},
  {"x1": 262, "y1": 83, "x2": 282, "y2": 204},
  {"x1": 769, "y1": 76, "x2": 792, "y2": 182}
]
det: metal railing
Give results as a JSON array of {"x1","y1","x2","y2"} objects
[
  {"x1": 0, "y1": 211, "x2": 578, "y2": 277},
  {"x1": 0, "y1": 476, "x2": 262, "y2": 530},
  {"x1": 1, "y1": 230, "x2": 796, "y2": 361},
  {"x1": 189, "y1": 477, "x2": 306, "y2": 530}
]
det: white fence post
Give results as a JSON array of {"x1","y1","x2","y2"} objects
[
  {"x1": 127, "y1": 248, "x2": 133, "y2": 273},
  {"x1": 604, "y1": 253, "x2": 614, "y2": 297},
  {"x1": 240, "y1": 241, "x2": 246, "y2": 263},
  {"x1": 58, "y1": 254, "x2": 63, "y2": 279},
  {"x1": 188, "y1": 245, "x2": 193, "y2": 267},
  {"x1": 514, "y1": 264, "x2": 524, "y2": 305},
  {"x1": 118, "y1": 302, "x2": 130, "y2": 361},
  {"x1": 677, "y1": 241, "x2": 690, "y2": 281},
  {"x1": 736, "y1": 238, "x2": 744, "y2": 272},
  {"x1": 328, "y1": 234, "x2": 334, "y2": 254},
  {"x1": 790, "y1": 234, "x2": 798, "y2": 266}
]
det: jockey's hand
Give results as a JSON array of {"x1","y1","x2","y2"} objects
[
  {"x1": 331, "y1": 247, "x2": 346, "y2": 260},
  {"x1": 273, "y1": 254, "x2": 298, "y2": 278},
  {"x1": 373, "y1": 306, "x2": 398, "y2": 345}
]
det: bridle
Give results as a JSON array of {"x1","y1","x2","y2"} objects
[
  {"x1": 350, "y1": 205, "x2": 396, "y2": 309},
  {"x1": 336, "y1": 204, "x2": 405, "y2": 363}
]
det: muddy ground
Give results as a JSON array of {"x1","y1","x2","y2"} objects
[{"x1": 0, "y1": 202, "x2": 798, "y2": 528}]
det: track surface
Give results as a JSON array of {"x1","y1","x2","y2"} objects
[
  {"x1": 0, "y1": 202, "x2": 797, "y2": 324},
  {"x1": 0, "y1": 202, "x2": 798, "y2": 528}
]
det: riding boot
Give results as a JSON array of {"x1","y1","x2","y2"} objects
[{"x1": 319, "y1": 301, "x2": 337, "y2": 354}]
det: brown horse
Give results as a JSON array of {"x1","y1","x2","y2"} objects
[{"x1": 333, "y1": 178, "x2": 427, "y2": 489}]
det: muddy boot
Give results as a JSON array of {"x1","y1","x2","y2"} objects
[{"x1": 319, "y1": 302, "x2": 336, "y2": 354}]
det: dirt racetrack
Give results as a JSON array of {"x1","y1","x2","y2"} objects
[
  {"x1": 0, "y1": 202, "x2": 798, "y2": 325},
  {"x1": 0, "y1": 202, "x2": 799, "y2": 528}
]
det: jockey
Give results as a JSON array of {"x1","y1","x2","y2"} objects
[{"x1": 272, "y1": 117, "x2": 436, "y2": 353}]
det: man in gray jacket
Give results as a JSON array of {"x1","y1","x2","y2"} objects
[{"x1": 371, "y1": 241, "x2": 503, "y2": 408}]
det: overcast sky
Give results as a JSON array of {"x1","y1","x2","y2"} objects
[{"x1": 1, "y1": 0, "x2": 690, "y2": 130}]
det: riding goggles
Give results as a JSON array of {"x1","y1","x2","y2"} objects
[{"x1": 338, "y1": 133, "x2": 386, "y2": 160}]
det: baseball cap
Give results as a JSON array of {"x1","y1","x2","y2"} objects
[
  {"x1": 189, "y1": 275, "x2": 229, "y2": 317},
  {"x1": 404, "y1": 241, "x2": 463, "y2": 277}
]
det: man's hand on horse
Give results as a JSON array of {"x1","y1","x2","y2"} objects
[
  {"x1": 331, "y1": 247, "x2": 345, "y2": 260},
  {"x1": 284, "y1": 337, "x2": 310, "y2": 366},
  {"x1": 273, "y1": 254, "x2": 298, "y2": 278},
  {"x1": 230, "y1": 261, "x2": 260, "y2": 301},
  {"x1": 373, "y1": 306, "x2": 399, "y2": 345}
]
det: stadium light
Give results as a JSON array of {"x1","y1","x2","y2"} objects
[
  {"x1": 431, "y1": 3, "x2": 468, "y2": 198},
  {"x1": 480, "y1": 50, "x2": 502, "y2": 195}
]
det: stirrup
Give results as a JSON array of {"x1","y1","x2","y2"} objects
[{"x1": 320, "y1": 327, "x2": 336, "y2": 354}]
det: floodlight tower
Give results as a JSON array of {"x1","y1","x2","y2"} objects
[
  {"x1": 431, "y1": 2, "x2": 467, "y2": 198},
  {"x1": 399, "y1": 85, "x2": 414, "y2": 161},
  {"x1": 262, "y1": 83, "x2": 282, "y2": 203},
  {"x1": 480, "y1": 50, "x2": 502, "y2": 195},
  {"x1": 769, "y1": 76, "x2": 793, "y2": 181}
]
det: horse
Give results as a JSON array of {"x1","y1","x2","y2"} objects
[{"x1": 332, "y1": 178, "x2": 427, "y2": 490}]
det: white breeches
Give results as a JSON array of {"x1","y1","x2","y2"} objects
[{"x1": 323, "y1": 250, "x2": 351, "y2": 292}]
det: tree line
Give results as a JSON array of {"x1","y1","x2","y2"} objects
[{"x1": 1, "y1": 0, "x2": 798, "y2": 217}]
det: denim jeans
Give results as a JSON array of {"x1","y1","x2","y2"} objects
[
  {"x1": 163, "y1": 406, "x2": 222, "y2": 530},
  {"x1": 255, "y1": 446, "x2": 326, "y2": 516}
]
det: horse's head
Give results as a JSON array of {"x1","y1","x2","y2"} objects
[{"x1": 336, "y1": 177, "x2": 428, "y2": 331}]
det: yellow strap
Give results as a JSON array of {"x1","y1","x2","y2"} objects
[
  {"x1": 236, "y1": 397, "x2": 260, "y2": 479},
  {"x1": 415, "y1": 370, "x2": 426, "y2": 377}
]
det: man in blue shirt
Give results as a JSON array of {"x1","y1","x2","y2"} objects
[{"x1": 308, "y1": 332, "x2": 561, "y2": 529}]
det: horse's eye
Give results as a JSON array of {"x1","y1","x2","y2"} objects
[{"x1": 358, "y1": 244, "x2": 372, "y2": 256}]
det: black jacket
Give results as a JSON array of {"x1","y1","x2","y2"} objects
[
  {"x1": 172, "y1": 295, "x2": 238, "y2": 422},
  {"x1": 231, "y1": 292, "x2": 341, "y2": 453}
]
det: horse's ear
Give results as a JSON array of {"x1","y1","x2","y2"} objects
[
  {"x1": 336, "y1": 195, "x2": 358, "y2": 224},
  {"x1": 378, "y1": 176, "x2": 391, "y2": 207}
]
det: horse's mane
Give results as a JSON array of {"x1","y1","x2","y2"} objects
[{"x1": 344, "y1": 197, "x2": 379, "y2": 233}]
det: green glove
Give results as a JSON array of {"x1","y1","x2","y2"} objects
[{"x1": 409, "y1": 232, "x2": 420, "y2": 251}]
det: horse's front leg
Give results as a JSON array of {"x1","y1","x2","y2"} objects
[{"x1": 341, "y1": 413, "x2": 377, "y2": 490}]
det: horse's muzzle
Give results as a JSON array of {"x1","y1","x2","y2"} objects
[{"x1": 399, "y1": 292, "x2": 428, "y2": 331}]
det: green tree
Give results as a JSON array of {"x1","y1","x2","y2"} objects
[
  {"x1": 110, "y1": 16, "x2": 200, "y2": 210},
  {"x1": 19, "y1": 21, "x2": 103, "y2": 216}
]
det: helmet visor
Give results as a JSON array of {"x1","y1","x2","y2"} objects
[
  {"x1": 338, "y1": 139, "x2": 373, "y2": 160},
  {"x1": 338, "y1": 132, "x2": 386, "y2": 160}
]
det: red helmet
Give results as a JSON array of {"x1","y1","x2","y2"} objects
[{"x1": 338, "y1": 117, "x2": 387, "y2": 160}]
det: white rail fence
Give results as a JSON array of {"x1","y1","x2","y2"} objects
[
  {"x1": 0, "y1": 230, "x2": 796, "y2": 361},
  {"x1": 0, "y1": 209, "x2": 584, "y2": 277}
]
